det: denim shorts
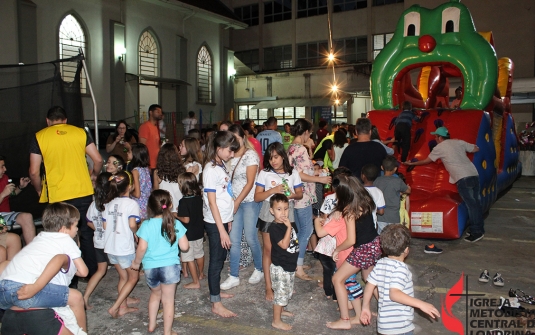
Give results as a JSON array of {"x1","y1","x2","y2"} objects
[
  {"x1": 108, "y1": 253, "x2": 135, "y2": 269},
  {"x1": 0, "y1": 212, "x2": 20, "y2": 226},
  {"x1": 144, "y1": 264, "x2": 181, "y2": 289},
  {"x1": 0, "y1": 279, "x2": 69, "y2": 309}
]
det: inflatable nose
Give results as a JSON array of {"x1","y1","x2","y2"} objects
[{"x1": 418, "y1": 35, "x2": 436, "y2": 53}]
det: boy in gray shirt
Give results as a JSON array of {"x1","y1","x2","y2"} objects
[{"x1": 373, "y1": 156, "x2": 410, "y2": 233}]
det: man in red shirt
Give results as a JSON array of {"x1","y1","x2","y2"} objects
[
  {"x1": 139, "y1": 104, "x2": 163, "y2": 170},
  {"x1": 0, "y1": 156, "x2": 36, "y2": 245},
  {"x1": 316, "y1": 119, "x2": 329, "y2": 144}
]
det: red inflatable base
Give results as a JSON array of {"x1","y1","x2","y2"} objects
[{"x1": 368, "y1": 109, "x2": 487, "y2": 239}]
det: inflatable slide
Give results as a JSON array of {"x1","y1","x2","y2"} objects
[{"x1": 368, "y1": 0, "x2": 521, "y2": 239}]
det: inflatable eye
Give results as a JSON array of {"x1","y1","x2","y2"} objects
[
  {"x1": 404, "y1": 12, "x2": 420, "y2": 37},
  {"x1": 441, "y1": 7, "x2": 460, "y2": 33}
]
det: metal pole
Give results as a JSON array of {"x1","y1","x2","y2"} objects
[{"x1": 79, "y1": 49, "x2": 99, "y2": 149}]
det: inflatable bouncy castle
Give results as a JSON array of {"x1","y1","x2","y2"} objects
[{"x1": 368, "y1": 0, "x2": 521, "y2": 239}]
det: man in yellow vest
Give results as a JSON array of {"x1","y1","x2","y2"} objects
[
  {"x1": 29, "y1": 106, "x2": 103, "y2": 286},
  {"x1": 313, "y1": 134, "x2": 335, "y2": 171}
]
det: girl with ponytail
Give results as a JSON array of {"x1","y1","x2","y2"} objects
[
  {"x1": 132, "y1": 189, "x2": 189, "y2": 334},
  {"x1": 102, "y1": 170, "x2": 141, "y2": 318}
]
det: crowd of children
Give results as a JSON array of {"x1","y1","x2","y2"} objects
[{"x1": 0, "y1": 114, "x2": 443, "y2": 334}]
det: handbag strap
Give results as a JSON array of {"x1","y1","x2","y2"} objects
[{"x1": 231, "y1": 149, "x2": 248, "y2": 182}]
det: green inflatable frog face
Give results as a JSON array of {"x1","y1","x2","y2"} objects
[{"x1": 371, "y1": 0, "x2": 497, "y2": 110}]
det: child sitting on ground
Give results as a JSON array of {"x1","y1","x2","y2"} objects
[
  {"x1": 0, "y1": 202, "x2": 89, "y2": 332},
  {"x1": 373, "y1": 156, "x2": 411, "y2": 234},
  {"x1": 269, "y1": 194, "x2": 299, "y2": 331},
  {"x1": 360, "y1": 224, "x2": 440, "y2": 334}
]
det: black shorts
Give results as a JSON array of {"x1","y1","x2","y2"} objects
[
  {"x1": 2, "y1": 309, "x2": 64, "y2": 335},
  {"x1": 95, "y1": 248, "x2": 109, "y2": 263},
  {"x1": 257, "y1": 218, "x2": 272, "y2": 233}
]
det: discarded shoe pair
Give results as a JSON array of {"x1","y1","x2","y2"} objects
[{"x1": 479, "y1": 270, "x2": 504, "y2": 287}]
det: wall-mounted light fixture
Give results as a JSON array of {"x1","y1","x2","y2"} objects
[
  {"x1": 116, "y1": 46, "x2": 127, "y2": 61},
  {"x1": 229, "y1": 67, "x2": 236, "y2": 77}
]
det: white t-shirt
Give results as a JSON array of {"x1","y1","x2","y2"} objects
[
  {"x1": 102, "y1": 197, "x2": 140, "y2": 256},
  {"x1": 255, "y1": 169, "x2": 303, "y2": 202},
  {"x1": 182, "y1": 117, "x2": 197, "y2": 133},
  {"x1": 203, "y1": 162, "x2": 234, "y2": 223},
  {"x1": 0, "y1": 232, "x2": 81, "y2": 286},
  {"x1": 228, "y1": 149, "x2": 259, "y2": 203},
  {"x1": 87, "y1": 201, "x2": 105, "y2": 249},
  {"x1": 367, "y1": 258, "x2": 415, "y2": 335},
  {"x1": 185, "y1": 161, "x2": 203, "y2": 181},
  {"x1": 365, "y1": 186, "x2": 386, "y2": 227},
  {"x1": 320, "y1": 193, "x2": 337, "y2": 215},
  {"x1": 159, "y1": 180, "x2": 182, "y2": 213},
  {"x1": 332, "y1": 143, "x2": 348, "y2": 169}
]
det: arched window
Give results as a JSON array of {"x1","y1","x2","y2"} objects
[
  {"x1": 197, "y1": 45, "x2": 212, "y2": 103},
  {"x1": 139, "y1": 30, "x2": 159, "y2": 85},
  {"x1": 59, "y1": 14, "x2": 87, "y2": 93}
]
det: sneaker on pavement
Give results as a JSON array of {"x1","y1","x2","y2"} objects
[
  {"x1": 248, "y1": 269, "x2": 264, "y2": 284},
  {"x1": 220, "y1": 275, "x2": 240, "y2": 290},
  {"x1": 424, "y1": 244, "x2": 443, "y2": 254},
  {"x1": 478, "y1": 270, "x2": 490, "y2": 283},
  {"x1": 493, "y1": 273, "x2": 504, "y2": 287},
  {"x1": 464, "y1": 233, "x2": 484, "y2": 243}
]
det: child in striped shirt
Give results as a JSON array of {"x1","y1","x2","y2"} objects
[{"x1": 360, "y1": 224, "x2": 440, "y2": 334}]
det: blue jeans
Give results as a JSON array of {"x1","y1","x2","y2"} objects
[
  {"x1": 456, "y1": 176, "x2": 485, "y2": 236},
  {"x1": 0, "y1": 280, "x2": 69, "y2": 309},
  {"x1": 205, "y1": 222, "x2": 229, "y2": 303},
  {"x1": 229, "y1": 201, "x2": 262, "y2": 277},
  {"x1": 144, "y1": 264, "x2": 181, "y2": 288},
  {"x1": 294, "y1": 206, "x2": 313, "y2": 266}
]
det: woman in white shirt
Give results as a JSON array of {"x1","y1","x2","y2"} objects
[{"x1": 332, "y1": 130, "x2": 349, "y2": 169}]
